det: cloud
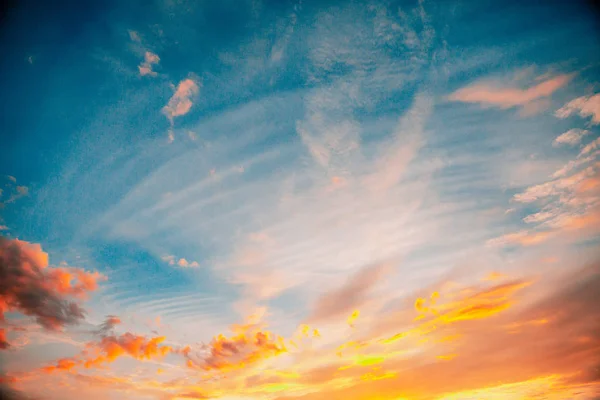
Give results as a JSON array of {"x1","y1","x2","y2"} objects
[
  {"x1": 553, "y1": 128, "x2": 590, "y2": 147},
  {"x1": 184, "y1": 323, "x2": 287, "y2": 372},
  {"x1": 448, "y1": 73, "x2": 572, "y2": 114},
  {"x1": 1, "y1": 177, "x2": 29, "y2": 205},
  {"x1": 0, "y1": 237, "x2": 104, "y2": 344},
  {"x1": 309, "y1": 263, "x2": 391, "y2": 323},
  {"x1": 161, "y1": 255, "x2": 200, "y2": 267},
  {"x1": 84, "y1": 333, "x2": 173, "y2": 368},
  {"x1": 138, "y1": 51, "x2": 160, "y2": 77},
  {"x1": 555, "y1": 93, "x2": 600, "y2": 125},
  {"x1": 581, "y1": 137, "x2": 600, "y2": 156},
  {"x1": 0, "y1": 328, "x2": 8, "y2": 349},
  {"x1": 94, "y1": 315, "x2": 121, "y2": 337},
  {"x1": 42, "y1": 358, "x2": 78, "y2": 373},
  {"x1": 43, "y1": 332, "x2": 174, "y2": 372},
  {"x1": 162, "y1": 78, "x2": 200, "y2": 122},
  {"x1": 486, "y1": 230, "x2": 552, "y2": 247},
  {"x1": 128, "y1": 30, "x2": 141, "y2": 43}
]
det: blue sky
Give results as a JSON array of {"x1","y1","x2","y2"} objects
[{"x1": 1, "y1": 1, "x2": 600, "y2": 399}]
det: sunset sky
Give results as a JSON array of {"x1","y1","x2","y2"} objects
[{"x1": 1, "y1": 0, "x2": 600, "y2": 399}]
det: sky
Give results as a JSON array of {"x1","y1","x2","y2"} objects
[{"x1": 1, "y1": 0, "x2": 600, "y2": 399}]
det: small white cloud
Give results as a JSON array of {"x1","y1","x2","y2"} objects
[
  {"x1": 162, "y1": 255, "x2": 200, "y2": 268},
  {"x1": 553, "y1": 128, "x2": 589, "y2": 147}
]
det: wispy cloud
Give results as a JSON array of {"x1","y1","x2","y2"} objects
[
  {"x1": 138, "y1": 51, "x2": 160, "y2": 77},
  {"x1": 309, "y1": 263, "x2": 390, "y2": 323},
  {"x1": 448, "y1": 72, "x2": 572, "y2": 115},
  {"x1": 553, "y1": 128, "x2": 590, "y2": 147}
]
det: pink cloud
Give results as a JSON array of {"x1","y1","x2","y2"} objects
[
  {"x1": 448, "y1": 73, "x2": 572, "y2": 114},
  {"x1": 138, "y1": 51, "x2": 160, "y2": 77},
  {"x1": 553, "y1": 128, "x2": 590, "y2": 147},
  {"x1": 162, "y1": 78, "x2": 200, "y2": 122}
]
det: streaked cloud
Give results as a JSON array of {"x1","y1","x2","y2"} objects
[
  {"x1": 555, "y1": 93, "x2": 600, "y2": 125},
  {"x1": 553, "y1": 128, "x2": 590, "y2": 147},
  {"x1": 448, "y1": 73, "x2": 572, "y2": 115},
  {"x1": 43, "y1": 332, "x2": 174, "y2": 372}
]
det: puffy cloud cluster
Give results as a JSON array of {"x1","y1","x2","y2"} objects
[
  {"x1": 84, "y1": 333, "x2": 172, "y2": 368},
  {"x1": 161, "y1": 255, "x2": 200, "y2": 268},
  {"x1": 185, "y1": 323, "x2": 287, "y2": 372},
  {"x1": 43, "y1": 332, "x2": 173, "y2": 373},
  {"x1": 0, "y1": 237, "x2": 104, "y2": 348}
]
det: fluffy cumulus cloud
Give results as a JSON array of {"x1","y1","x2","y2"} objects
[
  {"x1": 184, "y1": 323, "x2": 287, "y2": 372},
  {"x1": 448, "y1": 73, "x2": 572, "y2": 115},
  {"x1": 555, "y1": 93, "x2": 600, "y2": 125},
  {"x1": 0, "y1": 237, "x2": 104, "y2": 346}
]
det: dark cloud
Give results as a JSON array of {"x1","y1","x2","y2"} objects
[
  {"x1": 94, "y1": 315, "x2": 121, "y2": 336},
  {"x1": 0, "y1": 237, "x2": 103, "y2": 348}
]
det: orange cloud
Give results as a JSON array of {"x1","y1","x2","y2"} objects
[
  {"x1": 486, "y1": 230, "x2": 552, "y2": 247},
  {"x1": 43, "y1": 332, "x2": 174, "y2": 373},
  {"x1": 42, "y1": 358, "x2": 78, "y2": 373},
  {"x1": 448, "y1": 73, "x2": 571, "y2": 113},
  {"x1": 0, "y1": 237, "x2": 104, "y2": 341},
  {"x1": 185, "y1": 323, "x2": 287, "y2": 372},
  {"x1": 84, "y1": 333, "x2": 173, "y2": 368}
]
